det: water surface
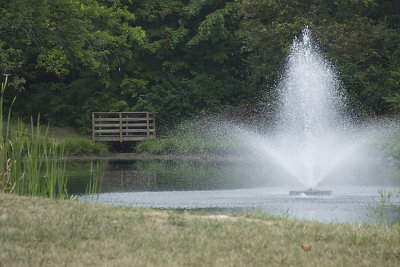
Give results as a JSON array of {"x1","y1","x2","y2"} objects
[{"x1": 67, "y1": 159, "x2": 400, "y2": 224}]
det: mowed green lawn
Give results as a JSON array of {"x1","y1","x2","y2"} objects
[{"x1": 0, "y1": 193, "x2": 399, "y2": 266}]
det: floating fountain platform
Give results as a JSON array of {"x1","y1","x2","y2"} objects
[{"x1": 289, "y1": 188, "x2": 332, "y2": 196}]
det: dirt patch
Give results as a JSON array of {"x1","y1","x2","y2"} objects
[{"x1": 141, "y1": 210, "x2": 275, "y2": 225}]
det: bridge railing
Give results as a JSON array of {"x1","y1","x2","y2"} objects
[{"x1": 92, "y1": 112, "x2": 156, "y2": 142}]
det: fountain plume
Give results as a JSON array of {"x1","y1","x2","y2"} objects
[
  {"x1": 275, "y1": 27, "x2": 349, "y2": 188},
  {"x1": 243, "y1": 27, "x2": 395, "y2": 189}
]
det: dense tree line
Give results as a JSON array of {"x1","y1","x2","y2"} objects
[
  {"x1": 1, "y1": 0, "x2": 400, "y2": 132},
  {"x1": 239, "y1": 0, "x2": 400, "y2": 117}
]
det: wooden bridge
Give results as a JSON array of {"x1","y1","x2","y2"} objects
[{"x1": 92, "y1": 112, "x2": 156, "y2": 142}]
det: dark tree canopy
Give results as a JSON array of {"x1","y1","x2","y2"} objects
[
  {"x1": 238, "y1": 0, "x2": 400, "y2": 115},
  {"x1": 1, "y1": 0, "x2": 400, "y2": 132}
]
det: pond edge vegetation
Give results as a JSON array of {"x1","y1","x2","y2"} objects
[{"x1": 0, "y1": 78, "x2": 103, "y2": 199}]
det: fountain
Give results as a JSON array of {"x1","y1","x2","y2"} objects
[
  {"x1": 280, "y1": 27, "x2": 341, "y2": 195},
  {"x1": 248, "y1": 27, "x2": 378, "y2": 196}
]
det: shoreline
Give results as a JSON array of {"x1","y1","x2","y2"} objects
[{"x1": 64, "y1": 153, "x2": 254, "y2": 162}]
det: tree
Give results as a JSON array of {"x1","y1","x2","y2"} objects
[
  {"x1": 0, "y1": 0, "x2": 148, "y2": 129},
  {"x1": 0, "y1": 0, "x2": 253, "y2": 131},
  {"x1": 238, "y1": 0, "x2": 400, "y2": 115},
  {"x1": 118, "y1": 0, "x2": 253, "y2": 127}
]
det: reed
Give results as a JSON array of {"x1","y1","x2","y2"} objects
[
  {"x1": 0, "y1": 77, "x2": 68, "y2": 199},
  {"x1": 84, "y1": 161, "x2": 102, "y2": 201}
]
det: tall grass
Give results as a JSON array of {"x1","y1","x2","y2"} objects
[
  {"x1": 0, "y1": 77, "x2": 68, "y2": 199},
  {"x1": 85, "y1": 161, "x2": 102, "y2": 201}
]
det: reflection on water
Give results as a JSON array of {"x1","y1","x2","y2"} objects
[
  {"x1": 67, "y1": 159, "x2": 304, "y2": 194},
  {"x1": 66, "y1": 161, "x2": 95, "y2": 194},
  {"x1": 66, "y1": 159, "x2": 400, "y2": 223}
]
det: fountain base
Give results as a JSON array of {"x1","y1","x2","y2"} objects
[{"x1": 289, "y1": 188, "x2": 332, "y2": 196}]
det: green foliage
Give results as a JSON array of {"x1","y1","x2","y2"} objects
[
  {"x1": 0, "y1": 0, "x2": 252, "y2": 132},
  {"x1": 62, "y1": 138, "x2": 108, "y2": 156},
  {"x1": 0, "y1": 0, "x2": 147, "y2": 129},
  {"x1": 125, "y1": 0, "x2": 251, "y2": 126},
  {"x1": 37, "y1": 48, "x2": 71, "y2": 77},
  {"x1": 136, "y1": 118, "x2": 244, "y2": 155},
  {"x1": 0, "y1": 78, "x2": 68, "y2": 199},
  {"x1": 367, "y1": 189, "x2": 400, "y2": 224},
  {"x1": 136, "y1": 136, "x2": 239, "y2": 155},
  {"x1": 238, "y1": 0, "x2": 400, "y2": 115},
  {"x1": 1, "y1": 0, "x2": 400, "y2": 129}
]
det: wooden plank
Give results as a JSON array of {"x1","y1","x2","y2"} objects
[
  {"x1": 94, "y1": 136, "x2": 155, "y2": 142},
  {"x1": 94, "y1": 117, "x2": 150, "y2": 121},
  {"x1": 119, "y1": 113, "x2": 122, "y2": 142},
  {"x1": 146, "y1": 112, "x2": 150, "y2": 137},
  {"x1": 122, "y1": 129, "x2": 155, "y2": 133},
  {"x1": 92, "y1": 112, "x2": 95, "y2": 141},
  {"x1": 92, "y1": 111, "x2": 156, "y2": 142},
  {"x1": 94, "y1": 117, "x2": 153, "y2": 122},
  {"x1": 122, "y1": 118, "x2": 154, "y2": 122},
  {"x1": 94, "y1": 118, "x2": 125, "y2": 122},
  {"x1": 94, "y1": 129, "x2": 120, "y2": 133},
  {"x1": 120, "y1": 123, "x2": 149, "y2": 127},
  {"x1": 97, "y1": 128, "x2": 151, "y2": 131},
  {"x1": 93, "y1": 123, "x2": 121, "y2": 128},
  {"x1": 95, "y1": 129, "x2": 155, "y2": 134},
  {"x1": 94, "y1": 112, "x2": 154, "y2": 115},
  {"x1": 153, "y1": 116, "x2": 156, "y2": 138},
  {"x1": 94, "y1": 123, "x2": 151, "y2": 128},
  {"x1": 125, "y1": 114, "x2": 128, "y2": 136},
  {"x1": 99, "y1": 114, "x2": 102, "y2": 136}
]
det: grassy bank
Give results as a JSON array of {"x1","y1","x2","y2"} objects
[
  {"x1": 5, "y1": 121, "x2": 108, "y2": 156},
  {"x1": 32, "y1": 124, "x2": 108, "y2": 156},
  {"x1": 40, "y1": 126, "x2": 108, "y2": 156},
  {"x1": 62, "y1": 138, "x2": 108, "y2": 156},
  {"x1": 1, "y1": 194, "x2": 399, "y2": 266}
]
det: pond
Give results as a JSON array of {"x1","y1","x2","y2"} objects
[{"x1": 66, "y1": 158, "x2": 400, "y2": 224}]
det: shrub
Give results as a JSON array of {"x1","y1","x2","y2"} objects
[{"x1": 62, "y1": 138, "x2": 108, "y2": 155}]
